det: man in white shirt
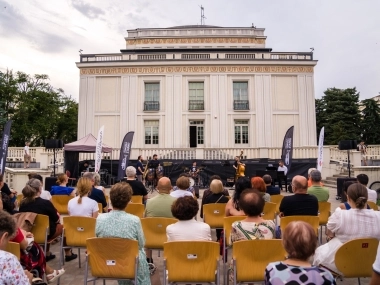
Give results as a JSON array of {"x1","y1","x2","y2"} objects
[
  {"x1": 277, "y1": 160, "x2": 288, "y2": 191},
  {"x1": 23, "y1": 141, "x2": 31, "y2": 168},
  {"x1": 170, "y1": 176, "x2": 194, "y2": 198},
  {"x1": 357, "y1": 174, "x2": 377, "y2": 203}
]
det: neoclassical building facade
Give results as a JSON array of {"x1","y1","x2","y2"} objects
[{"x1": 76, "y1": 25, "x2": 317, "y2": 158}]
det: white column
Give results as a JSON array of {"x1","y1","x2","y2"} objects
[
  {"x1": 255, "y1": 74, "x2": 272, "y2": 147},
  {"x1": 218, "y1": 75, "x2": 228, "y2": 148},
  {"x1": 210, "y1": 75, "x2": 219, "y2": 148},
  {"x1": 173, "y1": 75, "x2": 182, "y2": 148},
  {"x1": 165, "y1": 75, "x2": 174, "y2": 148}
]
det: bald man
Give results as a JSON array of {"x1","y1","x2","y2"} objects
[
  {"x1": 145, "y1": 177, "x2": 176, "y2": 218},
  {"x1": 279, "y1": 175, "x2": 318, "y2": 217}
]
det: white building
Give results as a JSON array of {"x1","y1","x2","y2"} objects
[{"x1": 76, "y1": 25, "x2": 318, "y2": 159}]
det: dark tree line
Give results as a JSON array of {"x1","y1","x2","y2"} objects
[
  {"x1": 0, "y1": 69, "x2": 78, "y2": 147},
  {"x1": 316, "y1": 87, "x2": 380, "y2": 145}
]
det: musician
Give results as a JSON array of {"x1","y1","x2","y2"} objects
[
  {"x1": 277, "y1": 160, "x2": 288, "y2": 191},
  {"x1": 189, "y1": 161, "x2": 199, "y2": 184},
  {"x1": 233, "y1": 156, "x2": 245, "y2": 181},
  {"x1": 136, "y1": 155, "x2": 144, "y2": 182},
  {"x1": 147, "y1": 154, "x2": 161, "y2": 187}
]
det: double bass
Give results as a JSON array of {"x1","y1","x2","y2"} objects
[{"x1": 235, "y1": 151, "x2": 245, "y2": 181}]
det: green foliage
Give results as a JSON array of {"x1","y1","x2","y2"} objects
[
  {"x1": 361, "y1": 98, "x2": 380, "y2": 144},
  {"x1": 0, "y1": 69, "x2": 78, "y2": 146}
]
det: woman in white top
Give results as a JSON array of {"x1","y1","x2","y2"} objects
[
  {"x1": 68, "y1": 177, "x2": 99, "y2": 218},
  {"x1": 313, "y1": 183, "x2": 380, "y2": 274},
  {"x1": 166, "y1": 196, "x2": 211, "y2": 241}
]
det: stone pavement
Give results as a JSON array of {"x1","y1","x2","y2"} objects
[{"x1": 46, "y1": 186, "x2": 371, "y2": 285}]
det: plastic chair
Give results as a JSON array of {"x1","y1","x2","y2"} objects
[
  {"x1": 141, "y1": 217, "x2": 177, "y2": 257},
  {"x1": 270, "y1": 194, "x2": 284, "y2": 213},
  {"x1": 84, "y1": 238, "x2": 139, "y2": 284},
  {"x1": 31, "y1": 214, "x2": 61, "y2": 256},
  {"x1": 280, "y1": 215, "x2": 319, "y2": 235},
  {"x1": 367, "y1": 201, "x2": 378, "y2": 211},
  {"x1": 318, "y1": 201, "x2": 331, "y2": 244},
  {"x1": 335, "y1": 238, "x2": 379, "y2": 284},
  {"x1": 203, "y1": 203, "x2": 227, "y2": 229},
  {"x1": 5, "y1": 241, "x2": 20, "y2": 260},
  {"x1": 51, "y1": 195, "x2": 72, "y2": 215},
  {"x1": 231, "y1": 239, "x2": 287, "y2": 284},
  {"x1": 98, "y1": 203, "x2": 103, "y2": 213},
  {"x1": 262, "y1": 202, "x2": 277, "y2": 221},
  {"x1": 65, "y1": 170, "x2": 76, "y2": 186},
  {"x1": 130, "y1": 195, "x2": 143, "y2": 204},
  {"x1": 61, "y1": 216, "x2": 96, "y2": 267},
  {"x1": 125, "y1": 203, "x2": 145, "y2": 218},
  {"x1": 163, "y1": 241, "x2": 220, "y2": 285}
]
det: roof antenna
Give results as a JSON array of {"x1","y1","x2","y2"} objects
[{"x1": 200, "y1": 5, "x2": 206, "y2": 25}]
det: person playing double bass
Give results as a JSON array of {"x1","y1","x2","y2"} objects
[{"x1": 233, "y1": 154, "x2": 245, "y2": 182}]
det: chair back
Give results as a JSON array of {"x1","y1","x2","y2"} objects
[
  {"x1": 86, "y1": 238, "x2": 138, "y2": 279},
  {"x1": 262, "y1": 202, "x2": 277, "y2": 220},
  {"x1": 367, "y1": 201, "x2": 378, "y2": 211},
  {"x1": 5, "y1": 241, "x2": 20, "y2": 260},
  {"x1": 203, "y1": 203, "x2": 227, "y2": 228},
  {"x1": 125, "y1": 203, "x2": 145, "y2": 218},
  {"x1": 163, "y1": 241, "x2": 219, "y2": 282},
  {"x1": 98, "y1": 203, "x2": 103, "y2": 213},
  {"x1": 130, "y1": 196, "x2": 143, "y2": 204},
  {"x1": 318, "y1": 201, "x2": 331, "y2": 225},
  {"x1": 51, "y1": 195, "x2": 72, "y2": 215},
  {"x1": 270, "y1": 194, "x2": 284, "y2": 213},
  {"x1": 335, "y1": 238, "x2": 379, "y2": 278},
  {"x1": 224, "y1": 216, "x2": 246, "y2": 246},
  {"x1": 31, "y1": 214, "x2": 49, "y2": 244},
  {"x1": 63, "y1": 216, "x2": 96, "y2": 247},
  {"x1": 280, "y1": 215, "x2": 319, "y2": 235},
  {"x1": 141, "y1": 217, "x2": 177, "y2": 249},
  {"x1": 233, "y1": 239, "x2": 286, "y2": 282}
]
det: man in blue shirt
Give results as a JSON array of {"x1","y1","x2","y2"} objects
[{"x1": 263, "y1": 174, "x2": 280, "y2": 195}]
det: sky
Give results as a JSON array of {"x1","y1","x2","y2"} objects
[{"x1": 0, "y1": 0, "x2": 379, "y2": 102}]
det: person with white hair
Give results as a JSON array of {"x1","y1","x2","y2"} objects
[{"x1": 124, "y1": 166, "x2": 148, "y2": 203}]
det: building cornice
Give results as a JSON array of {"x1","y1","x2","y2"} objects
[{"x1": 125, "y1": 37, "x2": 266, "y2": 46}]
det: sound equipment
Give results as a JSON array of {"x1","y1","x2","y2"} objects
[
  {"x1": 336, "y1": 177, "x2": 357, "y2": 201},
  {"x1": 189, "y1": 126, "x2": 197, "y2": 148},
  {"x1": 338, "y1": 140, "x2": 357, "y2": 150},
  {"x1": 45, "y1": 176, "x2": 57, "y2": 192},
  {"x1": 45, "y1": 139, "x2": 64, "y2": 149}
]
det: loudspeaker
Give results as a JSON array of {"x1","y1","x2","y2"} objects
[
  {"x1": 45, "y1": 176, "x2": 57, "y2": 192},
  {"x1": 45, "y1": 139, "x2": 64, "y2": 149},
  {"x1": 338, "y1": 140, "x2": 357, "y2": 150}
]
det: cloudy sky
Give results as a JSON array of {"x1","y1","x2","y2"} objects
[{"x1": 0, "y1": 0, "x2": 379, "y2": 101}]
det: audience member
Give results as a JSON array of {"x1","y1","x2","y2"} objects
[
  {"x1": 265, "y1": 221, "x2": 335, "y2": 284},
  {"x1": 307, "y1": 168, "x2": 324, "y2": 187},
  {"x1": 225, "y1": 176, "x2": 251, "y2": 216},
  {"x1": 50, "y1": 173, "x2": 75, "y2": 196},
  {"x1": 93, "y1": 172, "x2": 106, "y2": 195},
  {"x1": 356, "y1": 174, "x2": 377, "y2": 203},
  {"x1": 279, "y1": 176, "x2": 318, "y2": 217},
  {"x1": 123, "y1": 166, "x2": 148, "y2": 203},
  {"x1": 263, "y1": 174, "x2": 280, "y2": 196},
  {"x1": 307, "y1": 170, "x2": 329, "y2": 202},
  {"x1": 313, "y1": 183, "x2": 380, "y2": 274},
  {"x1": 167, "y1": 196, "x2": 211, "y2": 241},
  {"x1": 145, "y1": 177, "x2": 176, "y2": 218},
  {"x1": 68, "y1": 177, "x2": 98, "y2": 218},
  {"x1": 338, "y1": 181, "x2": 371, "y2": 209},
  {"x1": 95, "y1": 182, "x2": 150, "y2": 285},
  {"x1": 0, "y1": 174, "x2": 15, "y2": 214},
  {"x1": 172, "y1": 173, "x2": 195, "y2": 195},
  {"x1": 170, "y1": 176, "x2": 194, "y2": 198},
  {"x1": 201, "y1": 175, "x2": 230, "y2": 202},
  {"x1": 83, "y1": 172, "x2": 107, "y2": 211},
  {"x1": 29, "y1": 174, "x2": 51, "y2": 201},
  {"x1": 251, "y1": 176, "x2": 270, "y2": 202},
  {"x1": 19, "y1": 178, "x2": 77, "y2": 262}
]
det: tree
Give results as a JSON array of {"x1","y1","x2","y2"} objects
[
  {"x1": 361, "y1": 98, "x2": 380, "y2": 144},
  {"x1": 315, "y1": 98, "x2": 327, "y2": 141}
]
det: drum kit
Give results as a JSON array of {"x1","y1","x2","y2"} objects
[{"x1": 183, "y1": 166, "x2": 205, "y2": 187}]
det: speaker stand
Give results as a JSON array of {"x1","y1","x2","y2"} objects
[{"x1": 347, "y1": 150, "x2": 351, "y2": 178}]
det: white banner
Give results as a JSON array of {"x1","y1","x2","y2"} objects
[
  {"x1": 317, "y1": 127, "x2": 324, "y2": 172},
  {"x1": 95, "y1": 126, "x2": 104, "y2": 173}
]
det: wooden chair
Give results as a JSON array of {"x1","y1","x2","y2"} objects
[
  {"x1": 125, "y1": 203, "x2": 144, "y2": 218},
  {"x1": 231, "y1": 239, "x2": 287, "y2": 285},
  {"x1": 141, "y1": 217, "x2": 177, "y2": 257},
  {"x1": 31, "y1": 214, "x2": 61, "y2": 256},
  {"x1": 262, "y1": 202, "x2": 277, "y2": 221},
  {"x1": 270, "y1": 194, "x2": 284, "y2": 213},
  {"x1": 203, "y1": 203, "x2": 227, "y2": 229},
  {"x1": 5, "y1": 241, "x2": 20, "y2": 260},
  {"x1": 130, "y1": 195, "x2": 143, "y2": 204},
  {"x1": 65, "y1": 170, "x2": 76, "y2": 186},
  {"x1": 367, "y1": 201, "x2": 378, "y2": 211},
  {"x1": 51, "y1": 195, "x2": 72, "y2": 215},
  {"x1": 335, "y1": 238, "x2": 379, "y2": 283},
  {"x1": 318, "y1": 201, "x2": 331, "y2": 244},
  {"x1": 84, "y1": 238, "x2": 139, "y2": 284},
  {"x1": 61, "y1": 216, "x2": 96, "y2": 267},
  {"x1": 280, "y1": 215, "x2": 319, "y2": 236},
  {"x1": 98, "y1": 203, "x2": 103, "y2": 213},
  {"x1": 163, "y1": 241, "x2": 220, "y2": 285}
]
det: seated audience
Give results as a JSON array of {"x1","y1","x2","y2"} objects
[
  {"x1": 123, "y1": 166, "x2": 148, "y2": 203},
  {"x1": 172, "y1": 173, "x2": 195, "y2": 195},
  {"x1": 170, "y1": 176, "x2": 194, "y2": 198},
  {"x1": 0, "y1": 174, "x2": 15, "y2": 214},
  {"x1": 313, "y1": 183, "x2": 380, "y2": 274},
  {"x1": 83, "y1": 172, "x2": 107, "y2": 211},
  {"x1": 166, "y1": 196, "x2": 211, "y2": 241},
  {"x1": 307, "y1": 168, "x2": 324, "y2": 187},
  {"x1": 371, "y1": 244, "x2": 380, "y2": 285},
  {"x1": 68, "y1": 177, "x2": 98, "y2": 218},
  {"x1": 30, "y1": 174, "x2": 51, "y2": 201},
  {"x1": 201, "y1": 175, "x2": 230, "y2": 202},
  {"x1": 265, "y1": 221, "x2": 335, "y2": 284},
  {"x1": 50, "y1": 173, "x2": 75, "y2": 196},
  {"x1": 251, "y1": 176, "x2": 270, "y2": 202},
  {"x1": 279, "y1": 176, "x2": 318, "y2": 217},
  {"x1": 145, "y1": 177, "x2": 176, "y2": 218},
  {"x1": 339, "y1": 181, "x2": 370, "y2": 209},
  {"x1": 19, "y1": 178, "x2": 77, "y2": 262},
  {"x1": 307, "y1": 170, "x2": 329, "y2": 202},
  {"x1": 263, "y1": 174, "x2": 280, "y2": 196},
  {"x1": 357, "y1": 174, "x2": 377, "y2": 203},
  {"x1": 225, "y1": 176, "x2": 251, "y2": 216},
  {"x1": 95, "y1": 182, "x2": 150, "y2": 285},
  {"x1": 0, "y1": 210, "x2": 33, "y2": 284},
  {"x1": 93, "y1": 173, "x2": 106, "y2": 195}
]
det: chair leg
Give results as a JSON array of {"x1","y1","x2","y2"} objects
[
  {"x1": 84, "y1": 255, "x2": 88, "y2": 285},
  {"x1": 358, "y1": 277, "x2": 361, "y2": 285},
  {"x1": 163, "y1": 259, "x2": 167, "y2": 285},
  {"x1": 78, "y1": 248, "x2": 81, "y2": 268},
  {"x1": 102, "y1": 280, "x2": 105, "y2": 285},
  {"x1": 233, "y1": 259, "x2": 237, "y2": 285}
]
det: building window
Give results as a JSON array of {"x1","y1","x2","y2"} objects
[
  {"x1": 233, "y1": 82, "x2": 249, "y2": 110},
  {"x1": 234, "y1": 120, "x2": 249, "y2": 144},
  {"x1": 144, "y1": 83, "x2": 160, "y2": 111},
  {"x1": 144, "y1": 120, "x2": 159, "y2": 144},
  {"x1": 189, "y1": 82, "x2": 204, "y2": 110},
  {"x1": 189, "y1": 120, "x2": 204, "y2": 146}
]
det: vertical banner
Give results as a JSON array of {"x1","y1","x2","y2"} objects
[
  {"x1": 117, "y1": 131, "x2": 135, "y2": 181},
  {"x1": 281, "y1": 126, "x2": 294, "y2": 173},
  {"x1": 317, "y1": 127, "x2": 325, "y2": 172},
  {"x1": 94, "y1": 126, "x2": 104, "y2": 173},
  {"x1": 0, "y1": 120, "x2": 12, "y2": 174}
]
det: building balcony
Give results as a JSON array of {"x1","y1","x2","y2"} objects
[
  {"x1": 189, "y1": 100, "x2": 204, "y2": 110},
  {"x1": 144, "y1": 101, "x2": 160, "y2": 111},
  {"x1": 234, "y1": 100, "x2": 249, "y2": 110}
]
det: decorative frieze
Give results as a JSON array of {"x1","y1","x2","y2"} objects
[{"x1": 126, "y1": 37, "x2": 266, "y2": 45}]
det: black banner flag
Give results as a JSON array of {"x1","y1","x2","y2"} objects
[
  {"x1": 117, "y1": 131, "x2": 134, "y2": 181},
  {"x1": 0, "y1": 120, "x2": 12, "y2": 174},
  {"x1": 281, "y1": 126, "x2": 294, "y2": 173}
]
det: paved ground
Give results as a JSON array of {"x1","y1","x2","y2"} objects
[{"x1": 46, "y1": 186, "x2": 371, "y2": 285}]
